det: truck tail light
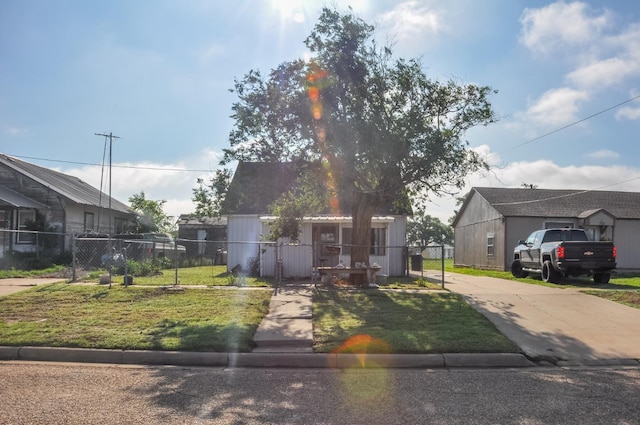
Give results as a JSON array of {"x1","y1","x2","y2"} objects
[
  {"x1": 613, "y1": 246, "x2": 617, "y2": 258},
  {"x1": 557, "y1": 246, "x2": 565, "y2": 259}
]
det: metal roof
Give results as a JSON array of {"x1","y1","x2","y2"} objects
[
  {"x1": 0, "y1": 154, "x2": 132, "y2": 214},
  {"x1": 467, "y1": 187, "x2": 640, "y2": 220}
]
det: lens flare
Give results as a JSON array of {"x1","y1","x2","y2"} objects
[{"x1": 333, "y1": 334, "x2": 391, "y2": 366}]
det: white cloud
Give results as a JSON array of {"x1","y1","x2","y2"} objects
[
  {"x1": 520, "y1": 1, "x2": 612, "y2": 56},
  {"x1": 585, "y1": 149, "x2": 620, "y2": 160},
  {"x1": 527, "y1": 87, "x2": 589, "y2": 126},
  {"x1": 616, "y1": 105, "x2": 640, "y2": 120},
  {"x1": 378, "y1": 1, "x2": 444, "y2": 42},
  {"x1": 61, "y1": 148, "x2": 225, "y2": 221},
  {"x1": 566, "y1": 57, "x2": 638, "y2": 89}
]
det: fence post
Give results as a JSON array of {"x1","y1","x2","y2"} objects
[
  {"x1": 441, "y1": 244, "x2": 445, "y2": 289},
  {"x1": 71, "y1": 235, "x2": 77, "y2": 282},
  {"x1": 174, "y1": 240, "x2": 178, "y2": 286}
]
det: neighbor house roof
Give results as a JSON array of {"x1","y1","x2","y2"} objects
[
  {"x1": 0, "y1": 153, "x2": 132, "y2": 214},
  {"x1": 459, "y1": 187, "x2": 640, "y2": 222},
  {"x1": 222, "y1": 161, "x2": 411, "y2": 216},
  {"x1": 177, "y1": 214, "x2": 227, "y2": 226}
]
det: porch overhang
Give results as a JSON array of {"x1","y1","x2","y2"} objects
[
  {"x1": 0, "y1": 186, "x2": 48, "y2": 209},
  {"x1": 259, "y1": 215, "x2": 396, "y2": 224}
]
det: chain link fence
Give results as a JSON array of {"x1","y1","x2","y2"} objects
[{"x1": 0, "y1": 229, "x2": 446, "y2": 286}]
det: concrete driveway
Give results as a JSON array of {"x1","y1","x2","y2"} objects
[
  {"x1": 0, "y1": 278, "x2": 66, "y2": 297},
  {"x1": 442, "y1": 273, "x2": 640, "y2": 364}
]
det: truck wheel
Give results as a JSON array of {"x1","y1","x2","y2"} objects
[
  {"x1": 511, "y1": 260, "x2": 529, "y2": 278},
  {"x1": 542, "y1": 260, "x2": 557, "y2": 283},
  {"x1": 593, "y1": 272, "x2": 611, "y2": 284}
]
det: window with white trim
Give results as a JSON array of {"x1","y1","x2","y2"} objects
[{"x1": 487, "y1": 233, "x2": 495, "y2": 257}]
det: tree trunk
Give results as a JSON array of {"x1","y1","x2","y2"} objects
[{"x1": 350, "y1": 191, "x2": 378, "y2": 286}]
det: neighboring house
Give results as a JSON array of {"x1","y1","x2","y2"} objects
[
  {"x1": 221, "y1": 162, "x2": 411, "y2": 278},
  {"x1": 0, "y1": 153, "x2": 134, "y2": 258},
  {"x1": 176, "y1": 214, "x2": 227, "y2": 260},
  {"x1": 452, "y1": 187, "x2": 640, "y2": 272},
  {"x1": 422, "y1": 244, "x2": 454, "y2": 260}
]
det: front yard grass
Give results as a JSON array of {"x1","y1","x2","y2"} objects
[
  {"x1": 312, "y1": 290, "x2": 520, "y2": 354},
  {"x1": 0, "y1": 280, "x2": 522, "y2": 354},
  {"x1": 99, "y1": 265, "x2": 274, "y2": 287},
  {"x1": 0, "y1": 283, "x2": 271, "y2": 352}
]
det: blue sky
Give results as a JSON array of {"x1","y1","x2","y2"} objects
[{"x1": 2, "y1": 0, "x2": 640, "y2": 222}]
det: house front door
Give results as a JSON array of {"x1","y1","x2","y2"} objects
[{"x1": 312, "y1": 224, "x2": 340, "y2": 268}]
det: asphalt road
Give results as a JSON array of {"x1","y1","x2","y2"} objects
[{"x1": 1, "y1": 362, "x2": 639, "y2": 424}]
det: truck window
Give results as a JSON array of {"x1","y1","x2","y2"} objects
[{"x1": 542, "y1": 230, "x2": 588, "y2": 243}]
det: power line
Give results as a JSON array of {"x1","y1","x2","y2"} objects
[
  {"x1": 504, "y1": 94, "x2": 640, "y2": 152},
  {"x1": 4, "y1": 153, "x2": 215, "y2": 173}
]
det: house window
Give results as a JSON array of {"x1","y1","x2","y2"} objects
[
  {"x1": 371, "y1": 228, "x2": 386, "y2": 255},
  {"x1": 114, "y1": 218, "x2": 127, "y2": 234},
  {"x1": 17, "y1": 209, "x2": 36, "y2": 244},
  {"x1": 487, "y1": 233, "x2": 495, "y2": 257},
  {"x1": 84, "y1": 212, "x2": 95, "y2": 232},
  {"x1": 341, "y1": 227, "x2": 387, "y2": 256}
]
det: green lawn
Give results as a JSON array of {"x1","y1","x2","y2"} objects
[
  {"x1": 312, "y1": 290, "x2": 520, "y2": 354},
  {"x1": 0, "y1": 279, "x2": 521, "y2": 354},
  {"x1": 0, "y1": 283, "x2": 271, "y2": 352},
  {"x1": 105, "y1": 265, "x2": 275, "y2": 287}
]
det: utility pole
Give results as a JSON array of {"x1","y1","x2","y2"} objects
[
  {"x1": 95, "y1": 132, "x2": 120, "y2": 289},
  {"x1": 95, "y1": 132, "x2": 120, "y2": 234}
]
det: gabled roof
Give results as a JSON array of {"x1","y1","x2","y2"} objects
[
  {"x1": 0, "y1": 154, "x2": 132, "y2": 214},
  {"x1": 222, "y1": 161, "x2": 411, "y2": 216},
  {"x1": 461, "y1": 187, "x2": 640, "y2": 221}
]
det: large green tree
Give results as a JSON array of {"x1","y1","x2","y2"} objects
[
  {"x1": 223, "y1": 7, "x2": 496, "y2": 282},
  {"x1": 191, "y1": 168, "x2": 232, "y2": 217},
  {"x1": 407, "y1": 212, "x2": 453, "y2": 249},
  {"x1": 128, "y1": 192, "x2": 174, "y2": 233}
]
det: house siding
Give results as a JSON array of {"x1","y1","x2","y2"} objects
[
  {"x1": 454, "y1": 192, "x2": 504, "y2": 270},
  {"x1": 229, "y1": 216, "x2": 407, "y2": 278},
  {"x1": 226, "y1": 215, "x2": 263, "y2": 272},
  {"x1": 613, "y1": 219, "x2": 640, "y2": 270}
]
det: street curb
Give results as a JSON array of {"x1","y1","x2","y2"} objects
[
  {"x1": 0, "y1": 346, "x2": 544, "y2": 369},
  {"x1": 556, "y1": 358, "x2": 640, "y2": 367}
]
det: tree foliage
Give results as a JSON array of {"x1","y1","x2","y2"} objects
[
  {"x1": 266, "y1": 165, "x2": 329, "y2": 241},
  {"x1": 128, "y1": 191, "x2": 174, "y2": 233},
  {"x1": 192, "y1": 168, "x2": 232, "y2": 217},
  {"x1": 223, "y1": 7, "x2": 496, "y2": 277},
  {"x1": 407, "y1": 212, "x2": 453, "y2": 248}
]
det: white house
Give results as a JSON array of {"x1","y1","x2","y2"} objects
[{"x1": 222, "y1": 162, "x2": 411, "y2": 278}]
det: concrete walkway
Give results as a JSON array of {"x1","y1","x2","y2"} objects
[
  {"x1": 252, "y1": 285, "x2": 314, "y2": 353},
  {"x1": 0, "y1": 278, "x2": 66, "y2": 297},
  {"x1": 442, "y1": 273, "x2": 640, "y2": 365}
]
